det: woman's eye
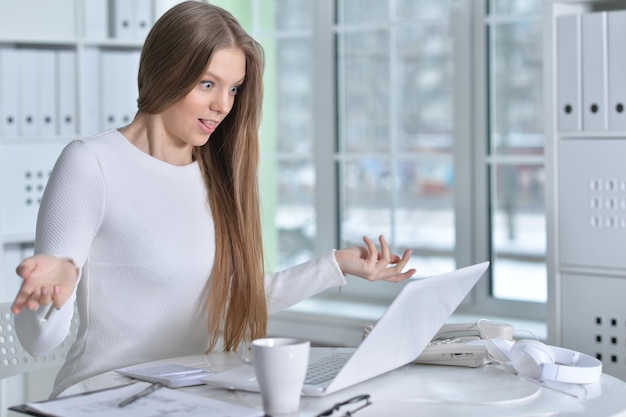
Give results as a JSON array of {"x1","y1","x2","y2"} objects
[
  {"x1": 230, "y1": 86, "x2": 240, "y2": 95},
  {"x1": 200, "y1": 81, "x2": 213, "y2": 89}
]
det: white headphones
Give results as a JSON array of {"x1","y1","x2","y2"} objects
[{"x1": 486, "y1": 337, "x2": 602, "y2": 384}]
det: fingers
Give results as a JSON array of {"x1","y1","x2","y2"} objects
[
  {"x1": 11, "y1": 278, "x2": 36, "y2": 314},
  {"x1": 385, "y1": 268, "x2": 417, "y2": 283},
  {"x1": 363, "y1": 234, "x2": 393, "y2": 264},
  {"x1": 369, "y1": 235, "x2": 415, "y2": 282},
  {"x1": 52, "y1": 286, "x2": 68, "y2": 309},
  {"x1": 11, "y1": 295, "x2": 28, "y2": 314},
  {"x1": 362, "y1": 235, "x2": 379, "y2": 265},
  {"x1": 11, "y1": 270, "x2": 60, "y2": 314},
  {"x1": 15, "y1": 257, "x2": 37, "y2": 279},
  {"x1": 384, "y1": 249, "x2": 415, "y2": 281},
  {"x1": 12, "y1": 285, "x2": 58, "y2": 314},
  {"x1": 377, "y1": 235, "x2": 391, "y2": 262},
  {"x1": 11, "y1": 255, "x2": 78, "y2": 315},
  {"x1": 38, "y1": 286, "x2": 54, "y2": 308}
]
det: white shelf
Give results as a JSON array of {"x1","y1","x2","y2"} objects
[{"x1": 546, "y1": 0, "x2": 626, "y2": 382}]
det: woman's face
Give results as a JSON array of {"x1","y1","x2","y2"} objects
[{"x1": 160, "y1": 47, "x2": 246, "y2": 148}]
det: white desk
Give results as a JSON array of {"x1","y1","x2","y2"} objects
[{"x1": 69, "y1": 353, "x2": 626, "y2": 417}]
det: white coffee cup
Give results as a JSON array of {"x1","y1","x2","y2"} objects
[{"x1": 239, "y1": 337, "x2": 310, "y2": 416}]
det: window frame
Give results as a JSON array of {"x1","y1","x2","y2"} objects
[{"x1": 238, "y1": 0, "x2": 547, "y2": 322}]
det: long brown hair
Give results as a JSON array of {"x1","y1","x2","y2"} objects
[{"x1": 137, "y1": 1, "x2": 266, "y2": 351}]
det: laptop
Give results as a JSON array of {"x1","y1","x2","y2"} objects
[{"x1": 202, "y1": 261, "x2": 489, "y2": 397}]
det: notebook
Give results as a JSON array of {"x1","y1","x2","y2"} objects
[{"x1": 202, "y1": 261, "x2": 489, "y2": 397}]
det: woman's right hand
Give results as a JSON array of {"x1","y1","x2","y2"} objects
[{"x1": 11, "y1": 254, "x2": 79, "y2": 315}]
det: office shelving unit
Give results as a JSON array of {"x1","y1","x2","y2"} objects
[
  {"x1": 0, "y1": 0, "x2": 186, "y2": 413},
  {"x1": 545, "y1": 0, "x2": 626, "y2": 381}
]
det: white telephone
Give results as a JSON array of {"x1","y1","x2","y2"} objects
[{"x1": 415, "y1": 321, "x2": 514, "y2": 368}]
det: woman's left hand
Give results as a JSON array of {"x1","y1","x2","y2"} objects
[{"x1": 334, "y1": 235, "x2": 415, "y2": 283}]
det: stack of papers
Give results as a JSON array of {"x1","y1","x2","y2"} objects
[
  {"x1": 115, "y1": 363, "x2": 213, "y2": 388},
  {"x1": 9, "y1": 382, "x2": 263, "y2": 417}
]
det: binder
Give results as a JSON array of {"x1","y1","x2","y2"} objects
[
  {"x1": 0, "y1": 46, "x2": 19, "y2": 137},
  {"x1": 556, "y1": 14, "x2": 581, "y2": 132},
  {"x1": 122, "y1": 50, "x2": 141, "y2": 125},
  {"x1": 607, "y1": 10, "x2": 626, "y2": 131},
  {"x1": 37, "y1": 49, "x2": 58, "y2": 137},
  {"x1": 134, "y1": 0, "x2": 154, "y2": 40},
  {"x1": 581, "y1": 12, "x2": 608, "y2": 131},
  {"x1": 100, "y1": 50, "x2": 121, "y2": 130},
  {"x1": 101, "y1": 50, "x2": 139, "y2": 130},
  {"x1": 109, "y1": 0, "x2": 134, "y2": 39},
  {"x1": 56, "y1": 49, "x2": 78, "y2": 136},
  {"x1": 0, "y1": 0, "x2": 75, "y2": 40},
  {"x1": 154, "y1": 0, "x2": 184, "y2": 20},
  {"x1": 83, "y1": 0, "x2": 108, "y2": 40},
  {"x1": 80, "y1": 47, "x2": 102, "y2": 136},
  {"x1": 18, "y1": 48, "x2": 39, "y2": 137}
]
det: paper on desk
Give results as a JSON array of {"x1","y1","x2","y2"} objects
[{"x1": 21, "y1": 382, "x2": 263, "y2": 417}]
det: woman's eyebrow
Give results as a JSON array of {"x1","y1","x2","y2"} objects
[{"x1": 202, "y1": 71, "x2": 245, "y2": 85}]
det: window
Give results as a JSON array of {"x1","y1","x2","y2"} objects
[
  {"x1": 480, "y1": 0, "x2": 546, "y2": 318},
  {"x1": 217, "y1": 0, "x2": 547, "y2": 321},
  {"x1": 334, "y1": 0, "x2": 461, "y2": 301}
]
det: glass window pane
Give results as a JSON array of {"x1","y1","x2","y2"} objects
[
  {"x1": 396, "y1": 0, "x2": 451, "y2": 20},
  {"x1": 341, "y1": 159, "x2": 392, "y2": 246},
  {"x1": 251, "y1": 1, "x2": 315, "y2": 273},
  {"x1": 490, "y1": 21, "x2": 544, "y2": 155},
  {"x1": 276, "y1": 38, "x2": 313, "y2": 154},
  {"x1": 339, "y1": 30, "x2": 390, "y2": 152},
  {"x1": 491, "y1": 164, "x2": 546, "y2": 303},
  {"x1": 336, "y1": 1, "x2": 457, "y2": 290},
  {"x1": 275, "y1": 160, "x2": 316, "y2": 270},
  {"x1": 488, "y1": 0, "x2": 543, "y2": 15},
  {"x1": 397, "y1": 24, "x2": 453, "y2": 152},
  {"x1": 396, "y1": 158, "x2": 455, "y2": 276},
  {"x1": 271, "y1": 0, "x2": 313, "y2": 30},
  {"x1": 488, "y1": 5, "x2": 545, "y2": 306},
  {"x1": 337, "y1": 0, "x2": 389, "y2": 24}
]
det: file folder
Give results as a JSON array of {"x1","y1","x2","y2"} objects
[
  {"x1": 123, "y1": 50, "x2": 141, "y2": 125},
  {"x1": 556, "y1": 14, "x2": 582, "y2": 132},
  {"x1": 0, "y1": 0, "x2": 75, "y2": 40},
  {"x1": 83, "y1": 0, "x2": 108, "y2": 40},
  {"x1": 80, "y1": 47, "x2": 102, "y2": 136},
  {"x1": 607, "y1": 10, "x2": 626, "y2": 131},
  {"x1": 18, "y1": 48, "x2": 38, "y2": 137},
  {"x1": 100, "y1": 50, "x2": 121, "y2": 131},
  {"x1": 57, "y1": 49, "x2": 78, "y2": 136},
  {"x1": 109, "y1": 0, "x2": 134, "y2": 39},
  {"x1": 582, "y1": 12, "x2": 608, "y2": 131},
  {"x1": 101, "y1": 50, "x2": 140, "y2": 130},
  {"x1": 134, "y1": 0, "x2": 154, "y2": 40},
  {"x1": 38, "y1": 49, "x2": 58, "y2": 137},
  {"x1": 154, "y1": 0, "x2": 184, "y2": 20},
  {"x1": 0, "y1": 46, "x2": 19, "y2": 137}
]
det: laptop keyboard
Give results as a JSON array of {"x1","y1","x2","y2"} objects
[{"x1": 304, "y1": 352, "x2": 352, "y2": 385}]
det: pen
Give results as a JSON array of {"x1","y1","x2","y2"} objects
[{"x1": 118, "y1": 382, "x2": 163, "y2": 408}]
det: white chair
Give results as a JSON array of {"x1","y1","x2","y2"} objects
[{"x1": 0, "y1": 302, "x2": 78, "y2": 380}]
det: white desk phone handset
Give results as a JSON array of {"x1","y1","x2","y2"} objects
[{"x1": 415, "y1": 321, "x2": 515, "y2": 368}]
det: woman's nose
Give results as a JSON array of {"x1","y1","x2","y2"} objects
[{"x1": 210, "y1": 90, "x2": 231, "y2": 114}]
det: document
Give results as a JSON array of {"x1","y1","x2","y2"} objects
[{"x1": 10, "y1": 382, "x2": 263, "y2": 417}]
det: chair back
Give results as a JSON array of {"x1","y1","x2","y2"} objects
[{"x1": 0, "y1": 303, "x2": 78, "y2": 379}]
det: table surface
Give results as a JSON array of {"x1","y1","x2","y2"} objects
[{"x1": 68, "y1": 353, "x2": 626, "y2": 417}]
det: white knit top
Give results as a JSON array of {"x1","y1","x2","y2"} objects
[{"x1": 14, "y1": 129, "x2": 346, "y2": 398}]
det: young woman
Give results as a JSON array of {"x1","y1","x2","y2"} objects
[{"x1": 10, "y1": 1, "x2": 415, "y2": 398}]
